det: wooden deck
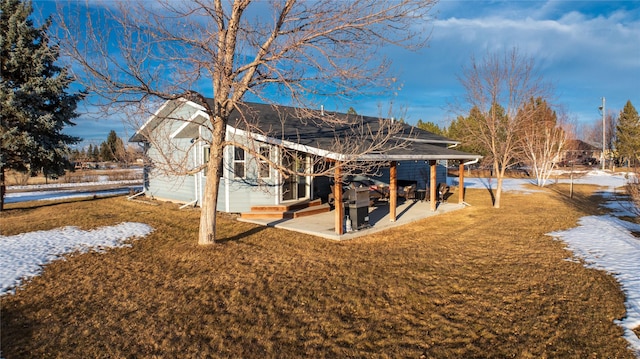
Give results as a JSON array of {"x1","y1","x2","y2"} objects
[{"x1": 240, "y1": 199, "x2": 330, "y2": 220}]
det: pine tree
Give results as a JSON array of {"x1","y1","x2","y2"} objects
[
  {"x1": 87, "y1": 144, "x2": 94, "y2": 160},
  {"x1": 1, "y1": 0, "x2": 84, "y2": 209},
  {"x1": 416, "y1": 119, "x2": 444, "y2": 136},
  {"x1": 92, "y1": 145, "x2": 100, "y2": 161},
  {"x1": 99, "y1": 130, "x2": 124, "y2": 162},
  {"x1": 615, "y1": 100, "x2": 640, "y2": 166}
]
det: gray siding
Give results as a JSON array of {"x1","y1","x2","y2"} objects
[
  {"x1": 146, "y1": 136, "x2": 198, "y2": 204},
  {"x1": 364, "y1": 160, "x2": 447, "y2": 190},
  {"x1": 396, "y1": 160, "x2": 447, "y2": 190},
  {"x1": 217, "y1": 130, "x2": 281, "y2": 213},
  {"x1": 147, "y1": 171, "x2": 197, "y2": 203}
]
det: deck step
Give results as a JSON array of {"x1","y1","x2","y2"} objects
[
  {"x1": 248, "y1": 198, "x2": 323, "y2": 213},
  {"x1": 241, "y1": 200, "x2": 329, "y2": 220}
]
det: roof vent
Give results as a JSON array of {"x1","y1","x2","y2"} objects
[{"x1": 321, "y1": 105, "x2": 324, "y2": 116}]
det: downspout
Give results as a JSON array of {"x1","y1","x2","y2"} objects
[
  {"x1": 127, "y1": 191, "x2": 145, "y2": 200},
  {"x1": 197, "y1": 126, "x2": 203, "y2": 206},
  {"x1": 181, "y1": 135, "x2": 200, "y2": 210},
  {"x1": 128, "y1": 142, "x2": 147, "y2": 201},
  {"x1": 445, "y1": 144, "x2": 458, "y2": 170},
  {"x1": 458, "y1": 158, "x2": 479, "y2": 207},
  {"x1": 463, "y1": 158, "x2": 479, "y2": 177},
  {"x1": 179, "y1": 199, "x2": 198, "y2": 209}
]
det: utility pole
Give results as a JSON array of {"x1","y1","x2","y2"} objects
[{"x1": 599, "y1": 97, "x2": 606, "y2": 171}]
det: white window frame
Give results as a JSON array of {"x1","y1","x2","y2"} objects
[
  {"x1": 258, "y1": 145, "x2": 271, "y2": 179},
  {"x1": 202, "y1": 145, "x2": 210, "y2": 176},
  {"x1": 233, "y1": 146, "x2": 246, "y2": 179}
]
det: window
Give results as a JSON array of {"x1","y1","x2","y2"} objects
[
  {"x1": 258, "y1": 145, "x2": 270, "y2": 179},
  {"x1": 202, "y1": 146, "x2": 210, "y2": 176},
  {"x1": 233, "y1": 146, "x2": 245, "y2": 178}
]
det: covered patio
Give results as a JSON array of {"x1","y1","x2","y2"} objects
[{"x1": 238, "y1": 195, "x2": 468, "y2": 240}]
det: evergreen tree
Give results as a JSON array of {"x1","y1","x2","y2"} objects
[
  {"x1": 447, "y1": 107, "x2": 490, "y2": 157},
  {"x1": 100, "y1": 130, "x2": 124, "y2": 162},
  {"x1": 87, "y1": 144, "x2": 94, "y2": 160},
  {"x1": 0, "y1": 0, "x2": 84, "y2": 209},
  {"x1": 92, "y1": 144, "x2": 100, "y2": 161},
  {"x1": 615, "y1": 100, "x2": 640, "y2": 166},
  {"x1": 416, "y1": 119, "x2": 443, "y2": 135}
]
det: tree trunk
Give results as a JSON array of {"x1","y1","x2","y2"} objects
[
  {"x1": 494, "y1": 176, "x2": 503, "y2": 209},
  {"x1": 1, "y1": 166, "x2": 5, "y2": 211},
  {"x1": 198, "y1": 118, "x2": 226, "y2": 245},
  {"x1": 493, "y1": 161, "x2": 504, "y2": 209}
]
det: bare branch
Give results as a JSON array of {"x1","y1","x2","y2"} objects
[{"x1": 54, "y1": 0, "x2": 439, "y2": 243}]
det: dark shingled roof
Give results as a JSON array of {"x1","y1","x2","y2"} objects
[
  {"x1": 217, "y1": 100, "x2": 479, "y2": 161},
  {"x1": 133, "y1": 98, "x2": 481, "y2": 161}
]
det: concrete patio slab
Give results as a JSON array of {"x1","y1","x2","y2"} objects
[{"x1": 238, "y1": 200, "x2": 468, "y2": 240}]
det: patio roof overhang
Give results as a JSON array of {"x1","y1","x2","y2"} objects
[{"x1": 330, "y1": 155, "x2": 480, "y2": 237}]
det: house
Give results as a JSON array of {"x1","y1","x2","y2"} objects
[
  {"x1": 560, "y1": 140, "x2": 601, "y2": 166},
  {"x1": 130, "y1": 98, "x2": 481, "y2": 231}
]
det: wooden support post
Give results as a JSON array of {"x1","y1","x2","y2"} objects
[
  {"x1": 430, "y1": 160, "x2": 437, "y2": 212},
  {"x1": 459, "y1": 162, "x2": 465, "y2": 204},
  {"x1": 389, "y1": 161, "x2": 397, "y2": 222},
  {"x1": 334, "y1": 162, "x2": 344, "y2": 235}
]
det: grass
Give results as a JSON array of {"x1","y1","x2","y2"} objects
[{"x1": 1, "y1": 185, "x2": 637, "y2": 358}]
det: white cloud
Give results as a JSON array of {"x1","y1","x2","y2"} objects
[{"x1": 379, "y1": 1, "x2": 640, "y2": 126}]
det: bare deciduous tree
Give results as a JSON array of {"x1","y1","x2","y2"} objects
[
  {"x1": 518, "y1": 97, "x2": 570, "y2": 187},
  {"x1": 56, "y1": 0, "x2": 438, "y2": 244},
  {"x1": 455, "y1": 48, "x2": 552, "y2": 208},
  {"x1": 627, "y1": 168, "x2": 640, "y2": 217}
]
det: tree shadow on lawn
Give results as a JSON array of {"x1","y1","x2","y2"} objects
[
  {"x1": 546, "y1": 183, "x2": 621, "y2": 217},
  {"x1": 215, "y1": 225, "x2": 267, "y2": 243}
]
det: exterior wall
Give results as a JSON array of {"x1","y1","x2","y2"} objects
[
  {"x1": 145, "y1": 136, "x2": 197, "y2": 204},
  {"x1": 370, "y1": 160, "x2": 448, "y2": 190},
  {"x1": 147, "y1": 171, "x2": 197, "y2": 204},
  {"x1": 397, "y1": 160, "x2": 447, "y2": 190},
  {"x1": 142, "y1": 102, "x2": 455, "y2": 212},
  {"x1": 146, "y1": 125, "x2": 283, "y2": 213},
  {"x1": 215, "y1": 129, "x2": 282, "y2": 213}
]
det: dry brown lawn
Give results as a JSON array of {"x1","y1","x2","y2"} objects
[{"x1": 1, "y1": 185, "x2": 637, "y2": 358}]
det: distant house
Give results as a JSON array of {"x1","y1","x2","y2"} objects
[
  {"x1": 561, "y1": 140, "x2": 601, "y2": 166},
  {"x1": 130, "y1": 98, "x2": 481, "y2": 215}
]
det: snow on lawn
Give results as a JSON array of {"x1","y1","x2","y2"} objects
[
  {"x1": 4, "y1": 186, "x2": 142, "y2": 204},
  {"x1": 454, "y1": 170, "x2": 640, "y2": 355},
  {"x1": 7, "y1": 179, "x2": 142, "y2": 191},
  {"x1": 547, "y1": 170, "x2": 640, "y2": 356},
  {"x1": 5, "y1": 179, "x2": 143, "y2": 204},
  {"x1": 449, "y1": 169, "x2": 635, "y2": 194},
  {"x1": 554, "y1": 169, "x2": 635, "y2": 189},
  {"x1": 449, "y1": 176, "x2": 544, "y2": 194},
  {"x1": 1, "y1": 171, "x2": 637, "y2": 355},
  {"x1": 0, "y1": 222, "x2": 153, "y2": 296}
]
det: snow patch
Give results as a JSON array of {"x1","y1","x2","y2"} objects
[
  {"x1": 0, "y1": 222, "x2": 153, "y2": 296},
  {"x1": 549, "y1": 217, "x2": 640, "y2": 356}
]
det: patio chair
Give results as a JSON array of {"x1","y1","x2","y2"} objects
[
  {"x1": 437, "y1": 183, "x2": 451, "y2": 203},
  {"x1": 403, "y1": 184, "x2": 417, "y2": 202}
]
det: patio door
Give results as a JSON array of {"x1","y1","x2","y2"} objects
[{"x1": 282, "y1": 151, "x2": 308, "y2": 201}]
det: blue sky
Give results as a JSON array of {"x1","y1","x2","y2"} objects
[{"x1": 32, "y1": 0, "x2": 640, "y2": 146}]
